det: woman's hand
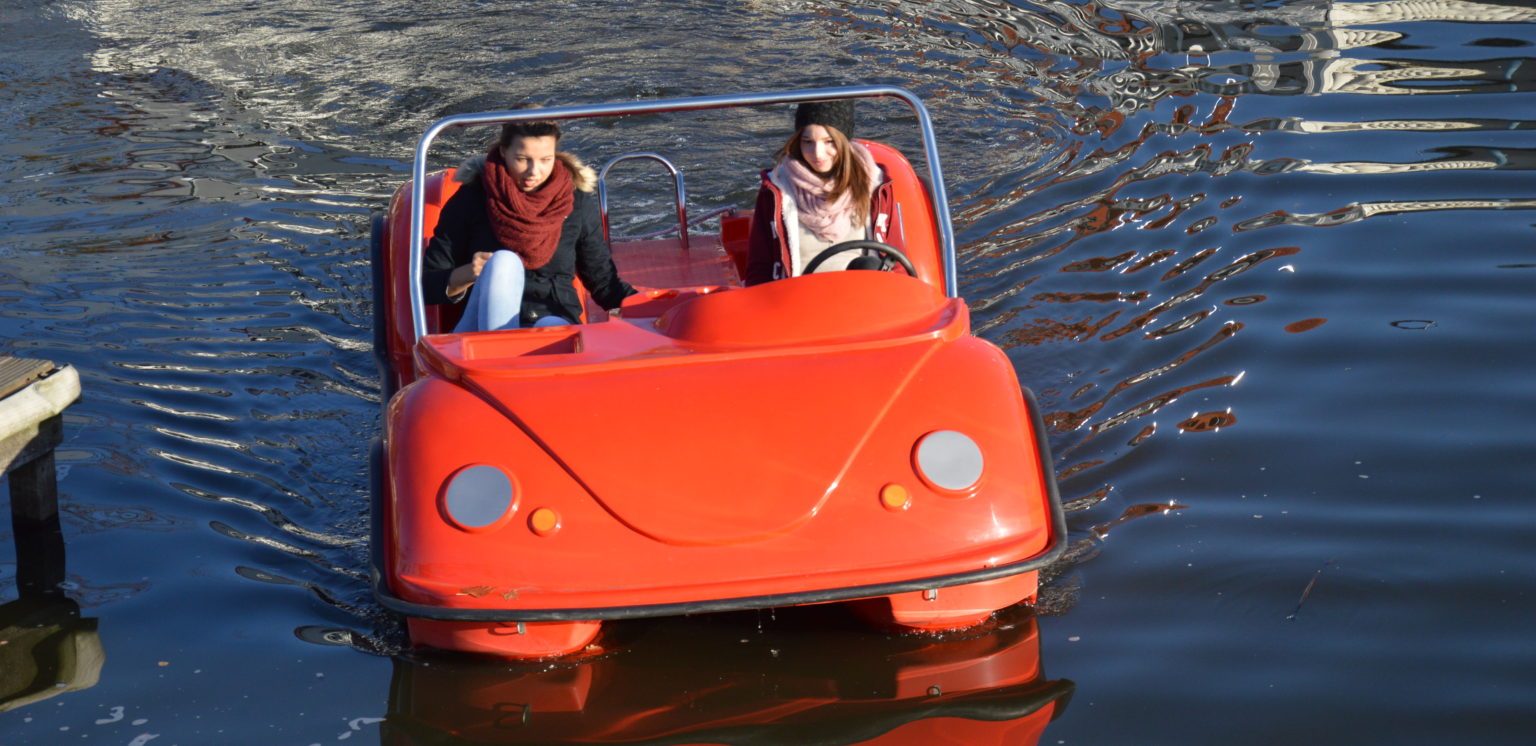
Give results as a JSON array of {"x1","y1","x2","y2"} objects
[{"x1": 446, "y1": 252, "x2": 495, "y2": 299}]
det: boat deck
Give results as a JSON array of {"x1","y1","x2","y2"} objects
[{"x1": 585, "y1": 235, "x2": 743, "y2": 322}]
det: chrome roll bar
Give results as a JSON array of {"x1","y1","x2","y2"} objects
[
  {"x1": 598, "y1": 153, "x2": 689, "y2": 249},
  {"x1": 408, "y1": 85, "x2": 957, "y2": 344}
]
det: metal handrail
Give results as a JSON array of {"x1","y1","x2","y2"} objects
[
  {"x1": 598, "y1": 153, "x2": 690, "y2": 249},
  {"x1": 408, "y1": 85, "x2": 957, "y2": 344},
  {"x1": 611, "y1": 205, "x2": 737, "y2": 242}
]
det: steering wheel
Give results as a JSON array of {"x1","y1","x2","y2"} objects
[{"x1": 801, "y1": 240, "x2": 916, "y2": 277}]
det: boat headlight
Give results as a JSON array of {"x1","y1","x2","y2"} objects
[
  {"x1": 441, "y1": 464, "x2": 517, "y2": 532},
  {"x1": 912, "y1": 431, "x2": 985, "y2": 495}
]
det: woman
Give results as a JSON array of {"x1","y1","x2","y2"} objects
[
  {"x1": 744, "y1": 100, "x2": 896, "y2": 286},
  {"x1": 421, "y1": 112, "x2": 635, "y2": 331}
]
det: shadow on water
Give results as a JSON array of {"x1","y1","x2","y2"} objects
[{"x1": 2, "y1": 0, "x2": 1536, "y2": 743}]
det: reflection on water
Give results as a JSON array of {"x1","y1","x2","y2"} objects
[
  {"x1": 384, "y1": 607, "x2": 1070, "y2": 746},
  {"x1": 1175, "y1": 409, "x2": 1236, "y2": 431},
  {"x1": 0, "y1": 594, "x2": 102, "y2": 712},
  {"x1": 1091, "y1": 501, "x2": 1187, "y2": 536},
  {"x1": 1, "y1": 469, "x2": 104, "y2": 713},
  {"x1": 2, "y1": 0, "x2": 1535, "y2": 742},
  {"x1": 1283, "y1": 317, "x2": 1327, "y2": 332}
]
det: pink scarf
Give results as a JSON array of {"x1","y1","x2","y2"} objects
[{"x1": 778, "y1": 142, "x2": 881, "y2": 242}]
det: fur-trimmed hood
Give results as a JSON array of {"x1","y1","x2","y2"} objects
[{"x1": 453, "y1": 151, "x2": 596, "y2": 193}]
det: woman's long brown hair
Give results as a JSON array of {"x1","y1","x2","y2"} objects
[{"x1": 778, "y1": 125, "x2": 871, "y2": 223}]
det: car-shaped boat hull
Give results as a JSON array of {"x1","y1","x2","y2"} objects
[{"x1": 371, "y1": 87, "x2": 1065, "y2": 658}]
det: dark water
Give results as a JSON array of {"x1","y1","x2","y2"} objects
[{"x1": 3, "y1": 0, "x2": 1535, "y2": 743}]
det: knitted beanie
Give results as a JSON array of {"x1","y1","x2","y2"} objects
[{"x1": 794, "y1": 100, "x2": 856, "y2": 139}]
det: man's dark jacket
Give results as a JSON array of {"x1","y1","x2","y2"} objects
[{"x1": 421, "y1": 152, "x2": 634, "y2": 324}]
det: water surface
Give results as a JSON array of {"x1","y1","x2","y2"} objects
[{"x1": 2, "y1": 0, "x2": 1535, "y2": 743}]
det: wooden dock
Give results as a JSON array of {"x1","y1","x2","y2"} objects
[
  {"x1": 1, "y1": 357, "x2": 79, "y2": 550},
  {"x1": 0, "y1": 356, "x2": 99, "y2": 711}
]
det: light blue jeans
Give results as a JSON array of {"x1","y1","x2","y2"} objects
[{"x1": 453, "y1": 250, "x2": 573, "y2": 333}]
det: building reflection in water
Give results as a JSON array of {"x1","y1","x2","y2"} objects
[
  {"x1": 381, "y1": 605, "x2": 1071, "y2": 746},
  {"x1": 1082, "y1": 0, "x2": 1536, "y2": 112},
  {"x1": 892, "y1": 0, "x2": 1536, "y2": 118}
]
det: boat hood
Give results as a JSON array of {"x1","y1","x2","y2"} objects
[{"x1": 461, "y1": 338, "x2": 945, "y2": 547}]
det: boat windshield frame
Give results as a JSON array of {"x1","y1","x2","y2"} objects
[{"x1": 406, "y1": 86, "x2": 957, "y2": 344}]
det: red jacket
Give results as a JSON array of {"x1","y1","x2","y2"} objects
[{"x1": 744, "y1": 161, "x2": 897, "y2": 286}]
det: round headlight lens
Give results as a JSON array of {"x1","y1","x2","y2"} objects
[
  {"x1": 914, "y1": 431, "x2": 985, "y2": 492},
  {"x1": 444, "y1": 465, "x2": 514, "y2": 529}
]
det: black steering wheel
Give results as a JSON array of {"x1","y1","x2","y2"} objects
[{"x1": 802, "y1": 240, "x2": 916, "y2": 277}]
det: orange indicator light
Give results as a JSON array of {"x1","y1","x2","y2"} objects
[
  {"x1": 880, "y1": 484, "x2": 910, "y2": 512},
  {"x1": 530, "y1": 508, "x2": 561, "y2": 537}
]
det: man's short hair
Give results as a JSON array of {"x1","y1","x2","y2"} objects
[{"x1": 498, "y1": 104, "x2": 560, "y2": 147}]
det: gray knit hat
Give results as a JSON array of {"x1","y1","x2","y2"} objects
[{"x1": 794, "y1": 100, "x2": 856, "y2": 139}]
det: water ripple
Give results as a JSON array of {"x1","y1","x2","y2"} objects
[{"x1": 2, "y1": 0, "x2": 1533, "y2": 741}]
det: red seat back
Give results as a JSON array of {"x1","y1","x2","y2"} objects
[{"x1": 861, "y1": 141, "x2": 947, "y2": 295}]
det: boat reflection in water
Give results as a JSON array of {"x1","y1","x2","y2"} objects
[{"x1": 382, "y1": 605, "x2": 1071, "y2": 745}]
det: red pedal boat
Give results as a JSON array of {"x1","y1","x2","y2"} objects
[{"x1": 369, "y1": 87, "x2": 1066, "y2": 658}]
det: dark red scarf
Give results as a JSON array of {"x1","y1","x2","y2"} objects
[{"x1": 481, "y1": 146, "x2": 574, "y2": 270}]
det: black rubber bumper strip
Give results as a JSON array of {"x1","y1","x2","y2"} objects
[
  {"x1": 369, "y1": 388, "x2": 1067, "y2": 623},
  {"x1": 369, "y1": 212, "x2": 399, "y2": 422}
]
